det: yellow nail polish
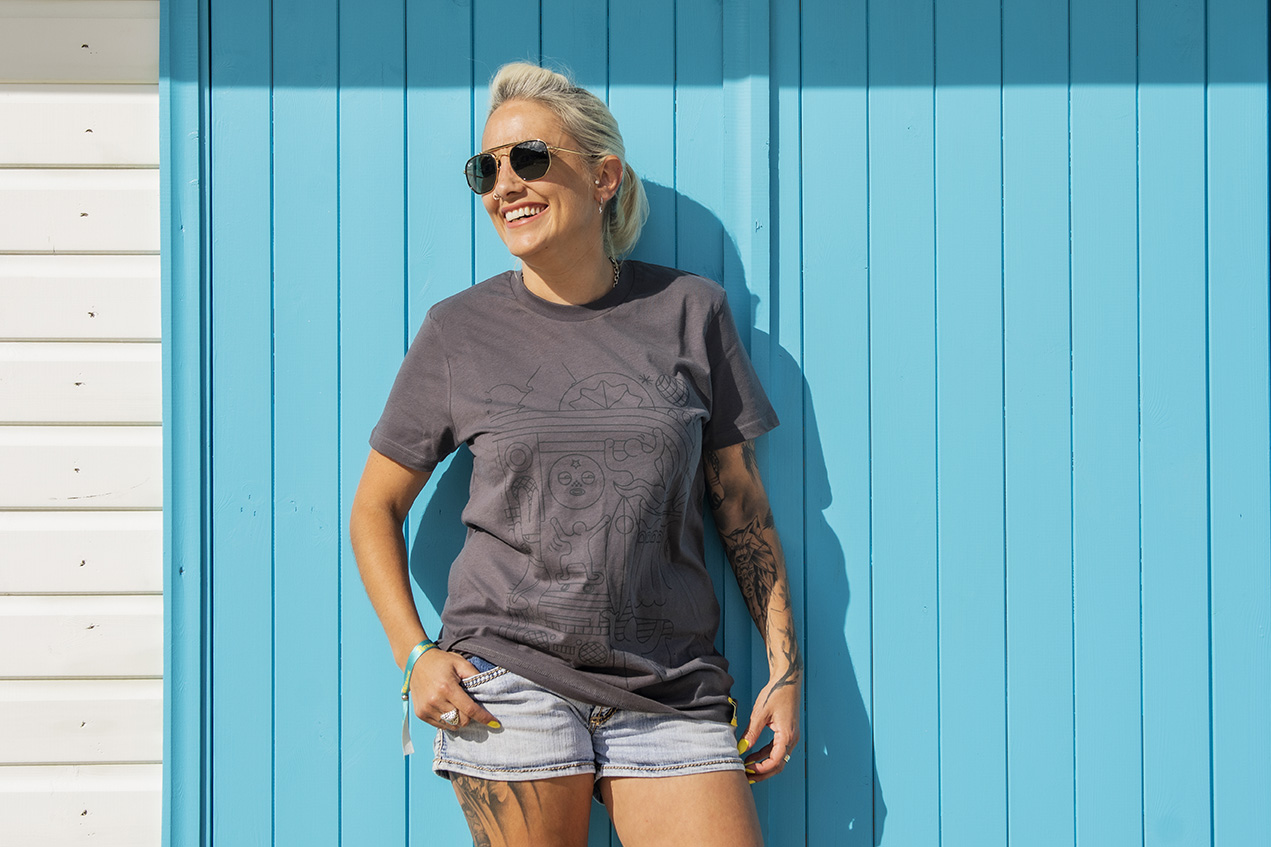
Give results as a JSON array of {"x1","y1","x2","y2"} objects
[
  {"x1": 487, "y1": 720, "x2": 502, "y2": 729},
  {"x1": 748, "y1": 779, "x2": 756, "y2": 785},
  {"x1": 744, "y1": 766, "x2": 756, "y2": 775},
  {"x1": 737, "y1": 739, "x2": 750, "y2": 754}
]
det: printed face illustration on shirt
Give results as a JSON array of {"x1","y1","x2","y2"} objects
[{"x1": 549, "y1": 454, "x2": 604, "y2": 509}]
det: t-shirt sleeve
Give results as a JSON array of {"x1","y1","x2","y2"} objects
[
  {"x1": 702, "y1": 293, "x2": 780, "y2": 450},
  {"x1": 368, "y1": 310, "x2": 458, "y2": 471}
]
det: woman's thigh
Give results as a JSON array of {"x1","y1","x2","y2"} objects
[
  {"x1": 451, "y1": 772, "x2": 595, "y2": 847},
  {"x1": 598, "y1": 770, "x2": 763, "y2": 847}
]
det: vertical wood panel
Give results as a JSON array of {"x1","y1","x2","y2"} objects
[
  {"x1": 1138, "y1": 1, "x2": 1213, "y2": 845},
  {"x1": 1069, "y1": 0, "x2": 1143, "y2": 843},
  {"x1": 801, "y1": 0, "x2": 875, "y2": 841},
  {"x1": 270, "y1": 0, "x2": 340, "y2": 841},
  {"x1": 338, "y1": 0, "x2": 409, "y2": 843},
  {"x1": 933, "y1": 1, "x2": 1006, "y2": 844},
  {"x1": 1001, "y1": 1, "x2": 1075, "y2": 844},
  {"x1": 207, "y1": 0, "x2": 273, "y2": 840},
  {"x1": 1207, "y1": 0, "x2": 1271, "y2": 843},
  {"x1": 867, "y1": 2, "x2": 939, "y2": 844}
]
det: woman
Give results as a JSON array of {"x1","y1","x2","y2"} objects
[{"x1": 350, "y1": 62, "x2": 801, "y2": 847}]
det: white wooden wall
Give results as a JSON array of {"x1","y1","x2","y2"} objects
[{"x1": 0, "y1": 2, "x2": 161, "y2": 844}]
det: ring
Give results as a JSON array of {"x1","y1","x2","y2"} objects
[
  {"x1": 783, "y1": 754, "x2": 791, "y2": 763},
  {"x1": 439, "y1": 709, "x2": 460, "y2": 726}
]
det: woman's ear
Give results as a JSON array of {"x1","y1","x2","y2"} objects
[{"x1": 597, "y1": 155, "x2": 624, "y2": 204}]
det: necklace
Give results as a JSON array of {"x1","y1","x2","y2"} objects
[{"x1": 610, "y1": 257, "x2": 621, "y2": 288}]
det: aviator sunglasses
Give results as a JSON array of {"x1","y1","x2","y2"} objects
[{"x1": 464, "y1": 139, "x2": 590, "y2": 195}]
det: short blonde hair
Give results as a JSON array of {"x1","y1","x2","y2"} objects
[{"x1": 488, "y1": 62, "x2": 649, "y2": 259}]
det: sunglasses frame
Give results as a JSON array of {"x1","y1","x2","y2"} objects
[{"x1": 463, "y1": 139, "x2": 592, "y2": 196}]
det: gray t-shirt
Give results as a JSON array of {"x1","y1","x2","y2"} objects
[{"x1": 370, "y1": 261, "x2": 778, "y2": 722}]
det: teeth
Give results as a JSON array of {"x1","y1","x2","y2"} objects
[{"x1": 505, "y1": 206, "x2": 544, "y2": 222}]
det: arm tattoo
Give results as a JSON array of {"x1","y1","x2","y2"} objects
[
  {"x1": 720, "y1": 508, "x2": 779, "y2": 633},
  {"x1": 704, "y1": 449, "x2": 725, "y2": 511},
  {"x1": 451, "y1": 773, "x2": 546, "y2": 847},
  {"x1": 740, "y1": 440, "x2": 760, "y2": 479}
]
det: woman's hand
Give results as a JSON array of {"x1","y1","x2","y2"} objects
[
  {"x1": 738, "y1": 673, "x2": 801, "y2": 784},
  {"x1": 409, "y1": 649, "x2": 501, "y2": 730}
]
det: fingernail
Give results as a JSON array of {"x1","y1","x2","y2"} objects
[
  {"x1": 744, "y1": 766, "x2": 756, "y2": 775},
  {"x1": 748, "y1": 779, "x2": 756, "y2": 785},
  {"x1": 737, "y1": 739, "x2": 750, "y2": 754},
  {"x1": 486, "y1": 720, "x2": 502, "y2": 729}
]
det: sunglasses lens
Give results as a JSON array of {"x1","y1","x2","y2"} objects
[
  {"x1": 465, "y1": 153, "x2": 497, "y2": 194},
  {"x1": 509, "y1": 141, "x2": 551, "y2": 181}
]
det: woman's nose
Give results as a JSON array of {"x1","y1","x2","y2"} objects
[{"x1": 491, "y1": 153, "x2": 524, "y2": 198}]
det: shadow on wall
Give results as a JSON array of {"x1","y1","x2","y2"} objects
[{"x1": 407, "y1": 182, "x2": 886, "y2": 845}]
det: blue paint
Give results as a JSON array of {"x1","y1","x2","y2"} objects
[{"x1": 162, "y1": 1, "x2": 1271, "y2": 845}]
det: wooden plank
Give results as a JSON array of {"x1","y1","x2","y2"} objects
[
  {"x1": 270, "y1": 0, "x2": 340, "y2": 842},
  {"x1": 1001, "y1": 1, "x2": 1075, "y2": 844},
  {"x1": 337, "y1": 0, "x2": 409, "y2": 843},
  {"x1": 1069, "y1": 0, "x2": 1143, "y2": 843},
  {"x1": 1137, "y1": 2, "x2": 1213, "y2": 845},
  {"x1": 867, "y1": 1, "x2": 939, "y2": 844},
  {"x1": 0, "y1": 341, "x2": 161, "y2": 423},
  {"x1": 933, "y1": 1, "x2": 1006, "y2": 844},
  {"x1": 541, "y1": 0, "x2": 606, "y2": 92},
  {"x1": 0, "y1": 1, "x2": 159, "y2": 85},
  {"x1": 801, "y1": 1, "x2": 875, "y2": 843},
  {"x1": 1207, "y1": 0, "x2": 1271, "y2": 842},
  {"x1": 0, "y1": 763, "x2": 160, "y2": 847},
  {"x1": 0, "y1": 511, "x2": 161, "y2": 594},
  {"x1": 0, "y1": 679, "x2": 162, "y2": 763},
  {"x1": 0, "y1": 84, "x2": 159, "y2": 166},
  {"x1": 0, "y1": 254, "x2": 160, "y2": 341},
  {"x1": 206, "y1": 0, "x2": 273, "y2": 838},
  {"x1": 0, "y1": 169, "x2": 159, "y2": 254},
  {"x1": 0, "y1": 595, "x2": 162, "y2": 678},
  {"x1": 0, "y1": 426, "x2": 160, "y2": 509}
]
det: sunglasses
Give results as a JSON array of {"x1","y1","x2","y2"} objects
[{"x1": 463, "y1": 139, "x2": 590, "y2": 195}]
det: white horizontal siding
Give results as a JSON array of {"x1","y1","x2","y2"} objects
[
  {"x1": 0, "y1": 84, "x2": 159, "y2": 166},
  {"x1": 0, "y1": 511, "x2": 161, "y2": 593},
  {"x1": 0, "y1": 1, "x2": 159, "y2": 85},
  {"x1": 0, "y1": 254, "x2": 160, "y2": 340},
  {"x1": 0, "y1": 679, "x2": 162, "y2": 763},
  {"x1": 0, "y1": 595, "x2": 163, "y2": 678},
  {"x1": 0, "y1": 426, "x2": 161, "y2": 509},
  {"x1": 0, "y1": 764, "x2": 160, "y2": 846},
  {"x1": 0, "y1": 169, "x2": 160, "y2": 253},
  {"x1": 0, "y1": 342, "x2": 161, "y2": 423}
]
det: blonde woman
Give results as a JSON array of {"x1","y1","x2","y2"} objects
[{"x1": 351, "y1": 62, "x2": 801, "y2": 847}]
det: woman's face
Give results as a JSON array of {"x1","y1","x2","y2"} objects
[{"x1": 479, "y1": 100, "x2": 604, "y2": 265}]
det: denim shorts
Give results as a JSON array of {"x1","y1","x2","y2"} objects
[{"x1": 432, "y1": 657, "x2": 745, "y2": 786}]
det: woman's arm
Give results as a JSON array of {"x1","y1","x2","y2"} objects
[
  {"x1": 704, "y1": 440, "x2": 803, "y2": 783},
  {"x1": 350, "y1": 449, "x2": 498, "y2": 729}
]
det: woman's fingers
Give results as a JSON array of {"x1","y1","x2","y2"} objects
[{"x1": 410, "y1": 651, "x2": 500, "y2": 728}]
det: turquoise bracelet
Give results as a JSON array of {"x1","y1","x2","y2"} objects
[{"x1": 400, "y1": 639, "x2": 436, "y2": 756}]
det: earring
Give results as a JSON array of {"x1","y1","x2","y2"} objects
[
  {"x1": 598, "y1": 202, "x2": 604, "y2": 214},
  {"x1": 594, "y1": 179, "x2": 600, "y2": 185}
]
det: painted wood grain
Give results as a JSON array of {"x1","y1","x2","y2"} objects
[
  {"x1": 1001, "y1": 1, "x2": 1075, "y2": 844},
  {"x1": 0, "y1": 169, "x2": 159, "y2": 253},
  {"x1": 0, "y1": 341, "x2": 161, "y2": 423},
  {"x1": 336, "y1": 0, "x2": 410, "y2": 843},
  {"x1": 0, "y1": 84, "x2": 159, "y2": 166},
  {"x1": 0, "y1": 254, "x2": 160, "y2": 341},
  {"x1": 0, "y1": 511, "x2": 161, "y2": 594},
  {"x1": 206, "y1": 0, "x2": 273, "y2": 842},
  {"x1": 0, "y1": 763, "x2": 159, "y2": 847},
  {"x1": 0, "y1": 679, "x2": 162, "y2": 763},
  {"x1": 0, "y1": 425, "x2": 160, "y2": 509},
  {"x1": 1207, "y1": 0, "x2": 1271, "y2": 842},
  {"x1": 0, "y1": 1, "x2": 158, "y2": 85},
  {"x1": 0, "y1": 595, "x2": 162, "y2": 678}
]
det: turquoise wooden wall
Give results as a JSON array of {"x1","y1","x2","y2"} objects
[{"x1": 162, "y1": 0, "x2": 1270, "y2": 845}]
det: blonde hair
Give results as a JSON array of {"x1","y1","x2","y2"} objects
[{"x1": 488, "y1": 62, "x2": 649, "y2": 259}]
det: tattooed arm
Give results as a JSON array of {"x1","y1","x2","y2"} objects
[{"x1": 704, "y1": 439, "x2": 802, "y2": 783}]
